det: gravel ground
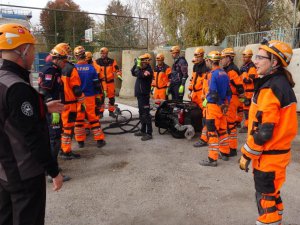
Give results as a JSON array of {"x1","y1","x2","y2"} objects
[{"x1": 45, "y1": 107, "x2": 300, "y2": 225}]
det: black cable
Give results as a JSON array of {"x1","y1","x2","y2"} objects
[{"x1": 102, "y1": 109, "x2": 141, "y2": 135}]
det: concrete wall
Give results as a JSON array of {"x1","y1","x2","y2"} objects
[
  {"x1": 288, "y1": 48, "x2": 300, "y2": 111},
  {"x1": 93, "y1": 51, "x2": 123, "y2": 95},
  {"x1": 119, "y1": 50, "x2": 145, "y2": 98}
]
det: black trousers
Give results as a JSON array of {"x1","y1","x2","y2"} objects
[
  {"x1": 46, "y1": 114, "x2": 62, "y2": 165},
  {"x1": 0, "y1": 174, "x2": 46, "y2": 225},
  {"x1": 137, "y1": 95, "x2": 152, "y2": 135},
  {"x1": 169, "y1": 83, "x2": 183, "y2": 101}
]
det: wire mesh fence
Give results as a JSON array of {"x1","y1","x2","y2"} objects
[
  {"x1": 0, "y1": 4, "x2": 148, "y2": 53},
  {"x1": 223, "y1": 27, "x2": 300, "y2": 48}
]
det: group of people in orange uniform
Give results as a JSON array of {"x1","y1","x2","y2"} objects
[
  {"x1": 38, "y1": 41, "x2": 297, "y2": 225},
  {"x1": 151, "y1": 42, "x2": 297, "y2": 225},
  {"x1": 38, "y1": 43, "x2": 122, "y2": 182}
]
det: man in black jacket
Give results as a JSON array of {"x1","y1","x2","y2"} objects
[
  {"x1": 131, "y1": 54, "x2": 153, "y2": 141},
  {"x1": 0, "y1": 23, "x2": 63, "y2": 225}
]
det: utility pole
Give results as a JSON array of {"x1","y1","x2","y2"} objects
[{"x1": 292, "y1": 0, "x2": 298, "y2": 47}]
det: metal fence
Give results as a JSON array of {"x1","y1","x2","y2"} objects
[
  {"x1": 222, "y1": 27, "x2": 300, "y2": 48},
  {"x1": 0, "y1": 4, "x2": 149, "y2": 52}
]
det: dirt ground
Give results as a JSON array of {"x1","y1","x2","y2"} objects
[{"x1": 45, "y1": 101, "x2": 300, "y2": 225}]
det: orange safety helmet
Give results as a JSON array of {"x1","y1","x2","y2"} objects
[
  {"x1": 259, "y1": 40, "x2": 293, "y2": 67},
  {"x1": 0, "y1": 23, "x2": 36, "y2": 50},
  {"x1": 74, "y1": 45, "x2": 85, "y2": 57},
  {"x1": 242, "y1": 49, "x2": 253, "y2": 57},
  {"x1": 221, "y1": 48, "x2": 235, "y2": 58},
  {"x1": 206, "y1": 51, "x2": 221, "y2": 61},
  {"x1": 85, "y1": 51, "x2": 93, "y2": 60},
  {"x1": 194, "y1": 47, "x2": 205, "y2": 56},
  {"x1": 156, "y1": 53, "x2": 165, "y2": 61},
  {"x1": 170, "y1": 45, "x2": 180, "y2": 53},
  {"x1": 139, "y1": 54, "x2": 150, "y2": 62},
  {"x1": 144, "y1": 53, "x2": 152, "y2": 60},
  {"x1": 100, "y1": 47, "x2": 108, "y2": 54},
  {"x1": 50, "y1": 43, "x2": 72, "y2": 58}
]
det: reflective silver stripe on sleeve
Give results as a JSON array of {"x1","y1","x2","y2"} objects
[{"x1": 244, "y1": 143, "x2": 262, "y2": 156}]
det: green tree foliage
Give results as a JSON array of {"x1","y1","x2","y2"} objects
[
  {"x1": 100, "y1": 0, "x2": 140, "y2": 49},
  {"x1": 158, "y1": 0, "x2": 274, "y2": 47},
  {"x1": 40, "y1": 0, "x2": 92, "y2": 50}
]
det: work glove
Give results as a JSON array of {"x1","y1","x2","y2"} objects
[
  {"x1": 81, "y1": 103, "x2": 86, "y2": 112},
  {"x1": 239, "y1": 97, "x2": 245, "y2": 103},
  {"x1": 220, "y1": 104, "x2": 229, "y2": 114},
  {"x1": 117, "y1": 71, "x2": 123, "y2": 81},
  {"x1": 136, "y1": 58, "x2": 142, "y2": 68},
  {"x1": 151, "y1": 86, "x2": 154, "y2": 95},
  {"x1": 178, "y1": 85, "x2": 184, "y2": 95},
  {"x1": 202, "y1": 98, "x2": 208, "y2": 107},
  {"x1": 52, "y1": 113, "x2": 60, "y2": 125},
  {"x1": 239, "y1": 154, "x2": 251, "y2": 172},
  {"x1": 104, "y1": 90, "x2": 107, "y2": 98}
]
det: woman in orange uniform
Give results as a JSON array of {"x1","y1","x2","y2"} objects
[{"x1": 240, "y1": 40, "x2": 297, "y2": 225}]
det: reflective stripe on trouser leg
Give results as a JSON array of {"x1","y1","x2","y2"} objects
[
  {"x1": 61, "y1": 127, "x2": 72, "y2": 153},
  {"x1": 200, "y1": 125, "x2": 208, "y2": 142},
  {"x1": 75, "y1": 110, "x2": 86, "y2": 142},
  {"x1": 255, "y1": 192, "x2": 282, "y2": 225},
  {"x1": 218, "y1": 130, "x2": 230, "y2": 155},
  {"x1": 228, "y1": 123, "x2": 238, "y2": 149},
  {"x1": 90, "y1": 120, "x2": 105, "y2": 140},
  {"x1": 208, "y1": 131, "x2": 219, "y2": 161}
]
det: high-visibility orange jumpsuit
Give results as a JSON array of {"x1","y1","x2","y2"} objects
[
  {"x1": 95, "y1": 57, "x2": 120, "y2": 113},
  {"x1": 60, "y1": 62, "x2": 85, "y2": 153},
  {"x1": 199, "y1": 72, "x2": 211, "y2": 143},
  {"x1": 188, "y1": 61, "x2": 209, "y2": 109},
  {"x1": 240, "y1": 61, "x2": 258, "y2": 128},
  {"x1": 206, "y1": 67, "x2": 231, "y2": 161},
  {"x1": 223, "y1": 62, "x2": 244, "y2": 153},
  {"x1": 75, "y1": 62, "x2": 105, "y2": 143},
  {"x1": 241, "y1": 72, "x2": 297, "y2": 225},
  {"x1": 91, "y1": 60, "x2": 107, "y2": 116},
  {"x1": 152, "y1": 63, "x2": 171, "y2": 100}
]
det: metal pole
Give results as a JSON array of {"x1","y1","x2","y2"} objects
[
  {"x1": 104, "y1": 15, "x2": 106, "y2": 46},
  {"x1": 54, "y1": 10, "x2": 57, "y2": 44},
  {"x1": 72, "y1": 12, "x2": 75, "y2": 48},
  {"x1": 292, "y1": 0, "x2": 298, "y2": 47},
  {"x1": 146, "y1": 18, "x2": 149, "y2": 50}
]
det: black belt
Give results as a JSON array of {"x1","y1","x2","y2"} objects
[
  {"x1": 262, "y1": 149, "x2": 290, "y2": 155},
  {"x1": 63, "y1": 100, "x2": 78, "y2": 105},
  {"x1": 245, "y1": 89, "x2": 254, "y2": 92}
]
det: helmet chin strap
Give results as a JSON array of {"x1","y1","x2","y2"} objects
[
  {"x1": 14, "y1": 44, "x2": 30, "y2": 68},
  {"x1": 263, "y1": 54, "x2": 280, "y2": 76}
]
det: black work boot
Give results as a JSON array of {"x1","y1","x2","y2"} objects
[
  {"x1": 61, "y1": 151, "x2": 81, "y2": 160},
  {"x1": 97, "y1": 140, "x2": 106, "y2": 148},
  {"x1": 78, "y1": 141, "x2": 85, "y2": 148},
  {"x1": 229, "y1": 148, "x2": 237, "y2": 157},
  {"x1": 109, "y1": 111, "x2": 116, "y2": 118},
  {"x1": 141, "y1": 134, "x2": 153, "y2": 141},
  {"x1": 199, "y1": 158, "x2": 217, "y2": 167},
  {"x1": 134, "y1": 131, "x2": 146, "y2": 137},
  {"x1": 193, "y1": 139, "x2": 208, "y2": 147},
  {"x1": 99, "y1": 112, "x2": 104, "y2": 119}
]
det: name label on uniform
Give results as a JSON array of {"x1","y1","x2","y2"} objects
[{"x1": 77, "y1": 66, "x2": 90, "y2": 71}]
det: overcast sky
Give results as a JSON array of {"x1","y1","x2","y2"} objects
[{"x1": 0, "y1": 0, "x2": 125, "y2": 24}]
